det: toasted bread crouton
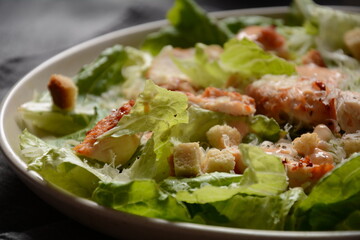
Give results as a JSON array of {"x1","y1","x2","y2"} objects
[
  {"x1": 202, "y1": 148, "x2": 235, "y2": 173},
  {"x1": 226, "y1": 147, "x2": 246, "y2": 174},
  {"x1": 173, "y1": 143, "x2": 203, "y2": 177},
  {"x1": 336, "y1": 91, "x2": 360, "y2": 133},
  {"x1": 344, "y1": 28, "x2": 360, "y2": 61},
  {"x1": 48, "y1": 74, "x2": 78, "y2": 110},
  {"x1": 342, "y1": 132, "x2": 360, "y2": 157},
  {"x1": 206, "y1": 125, "x2": 241, "y2": 149},
  {"x1": 293, "y1": 133, "x2": 320, "y2": 156}
]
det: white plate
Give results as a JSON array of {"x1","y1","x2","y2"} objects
[{"x1": 1, "y1": 6, "x2": 360, "y2": 240}]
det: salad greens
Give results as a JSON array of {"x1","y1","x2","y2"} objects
[
  {"x1": 18, "y1": 0, "x2": 360, "y2": 232},
  {"x1": 141, "y1": 0, "x2": 231, "y2": 56}
]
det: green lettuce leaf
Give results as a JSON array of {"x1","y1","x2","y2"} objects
[
  {"x1": 19, "y1": 130, "x2": 122, "y2": 198},
  {"x1": 141, "y1": 0, "x2": 230, "y2": 56},
  {"x1": 220, "y1": 38, "x2": 296, "y2": 85},
  {"x1": 293, "y1": 0, "x2": 360, "y2": 52},
  {"x1": 75, "y1": 45, "x2": 127, "y2": 96},
  {"x1": 336, "y1": 210, "x2": 360, "y2": 230},
  {"x1": 276, "y1": 26, "x2": 316, "y2": 61},
  {"x1": 206, "y1": 188, "x2": 305, "y2": 230},
  {"x1": 237, "y1": 144, "x2": 288, "y2": 195},
  {"x1": 92, "y1": 179, "x2": 203, "y2": 223},
  {"x1": 247, "y1": 115, "x2": 282, "y2": 143},
  {"x1": 75, "y1": 45, "x2": 151, "y2": 96},
  {"x1": 172, "y1": 43, "x2": 230, "y2": 88},
  {"x1": 292, "y1": 153, "x2": 360, "y2": 230},
  {"x1": 19, "y1": 99, "x2": 94, "y2": 136},
  {"x1": 160, "y1": 172, "x2": 242, "y2": 194},
  {"x1": 292, "y1": 0, "x2": 360, "y2": 69},
  {"x1": 105, "y1": 80, "x2": 188, "y2": 180}
]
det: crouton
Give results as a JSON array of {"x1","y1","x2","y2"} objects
[
  {"x1": 336, "y1": 91, "x2": 360, "y2": 133},
  {"x1": 342, "y1": 132, "x2": 360, "y2": 157},
  {"x1": 293, "y1": 133, "x2": 320, "y2": 156},
  {"x1": 202, "y1": 148, "x2": 235, "y2": 173},
  {"x1": 173, "y1": 142, "x2": 203, "y2": 177},
  {"x1": 206, "y1": 125, "x2": 241, "y2": 149},
  {"x1": 226, "y1": 147, "x2": 246, "y2": 174},
  {"x1": 48, "y1": 74, "x2": 78, "y2": 111},
  {"x1": 344, "y1": 28, "x2": 360, "y2": 61}
]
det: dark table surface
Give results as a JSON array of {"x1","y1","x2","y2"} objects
[{"x1": 0, "y1": 0, "x2": 359, "y2": 239}]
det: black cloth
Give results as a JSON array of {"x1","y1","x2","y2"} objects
[{"x1": 0, "y1": 1, "x2": 358, "y2": 239}]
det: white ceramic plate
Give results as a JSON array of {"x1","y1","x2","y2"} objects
[{"x1": 1, "y1": 6, "x2": 360, "y2": 240}]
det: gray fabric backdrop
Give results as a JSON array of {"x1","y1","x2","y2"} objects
[{"x1": 0, "y1": 1, "x2": 358, "y2": 239}]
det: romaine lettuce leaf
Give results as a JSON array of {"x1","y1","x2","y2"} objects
[
  {"x1": 248, "y1": 114, "x2": 282, "y2": 143},
  {"x1": 105, "y1": 80, "x2": 189, "y2": 180},
  {"x1": 20, "y1": 130, "x2": 122, "y2": 198},
  {"x1": 92, "y1": 179, "x2": 203, "y2": 223},
  {"x1": 47, "y1": 107, "x2": 110, "y2": 148},
  {"x1": 206, "y1": 188, "x2": 305, "y2": 230},
  {"x1": 336, "y1": 210, "x2": 360, "y2": 230},
  {"x1": 292, "y1": 0, "x2": 360, "y2": 70},
  {"x1": 291, "y1": 153, "x2": 360, "y2": 230},
  {"x1": 75, "y1": 45, "x2": 127, "y2": 96},
  {"x1": 141, "y1": 0, "x2": 231, "y2": 56},
  {"x1": 19, "y1": 100, "x2": 94, "y2": 136},
  {"x1": 74, "y1": 45, "x2": 151, "y2": 97},
  {"x1": 173, "y1": 43, "x2": 230, "y2": 88},
  {"x1": 220, "y1": 39, "x2": 296, "y2": 88},
  {"x1": 293, "y1": 0, "x2": 360, "y2": 52},
  {"x1": 276, "y1": 26, "x2": 316, "y2": 61},
  {"x1": 160, "y1": 172, "x2": 243, "y2": 194}
]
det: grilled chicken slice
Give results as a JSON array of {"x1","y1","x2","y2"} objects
[
  {"x1": 74, "y1": 100, "x2": 139, "y2": 166},
  {"x1": 187, "y1": 87, "x2": 256, "y2": 116},
  {"x1": 246, "y1": 65, "x2": 344, "y2": 129}
]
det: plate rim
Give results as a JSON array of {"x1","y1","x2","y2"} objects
[{"x1": 1, "y1": 5, "x2": 360, "y2": 239}]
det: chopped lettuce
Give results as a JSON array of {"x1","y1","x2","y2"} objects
[
  {"x1": 292, "y1": 0, "x2": 360, "y2": 68},
  {"x1": 277, "y1": 26, "x2": 316, "y2": 61},
  {"x1": 160, "y1": 172, "x2": 243, "y2": 194},
  {"x1": 291, "y1": 154, "x2": 360, "y2": 230},
  {"x1": 206, "y1": 188, "x2": 305, "y2": 230},
  {"x1": 105, "y1": 80, "x2": 189, "y2": 180},
  {"x1": 293, "y1": 0, "x2": 360, "y2": 52},
  {"x1": 92, "y1": 179, "x2": 203, "y2": 223},
  {"x1": 75, "y1": 45, "x2": 127, "y2": 96},
  {"x1": 19, "y1": 99, "x2": 95, "y2": 136},
  {"x1": 248, "y1": 115, "x2": 282, "y2": 143},
  {"x1": 20, "y1": 130, "x2": 122, "y2": 198},
  {"x1": 141, "y1": 0, "x2": 231, "y2": 56},
  {"x1": 336, "y1": 211, "x2": 360, "y2": 230},
  {"x1": 47, "y1": 107, "x2": 109, "y2": 148},
  {"x1": 220, "y1": 39, "x2": 296, "y2": 88},
  {"x1": 172, "y1": 43, "x2": 230, "y2": 88},
  {"x1": 75, "y1": 45, "x2": 151, "y2": 97}
]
